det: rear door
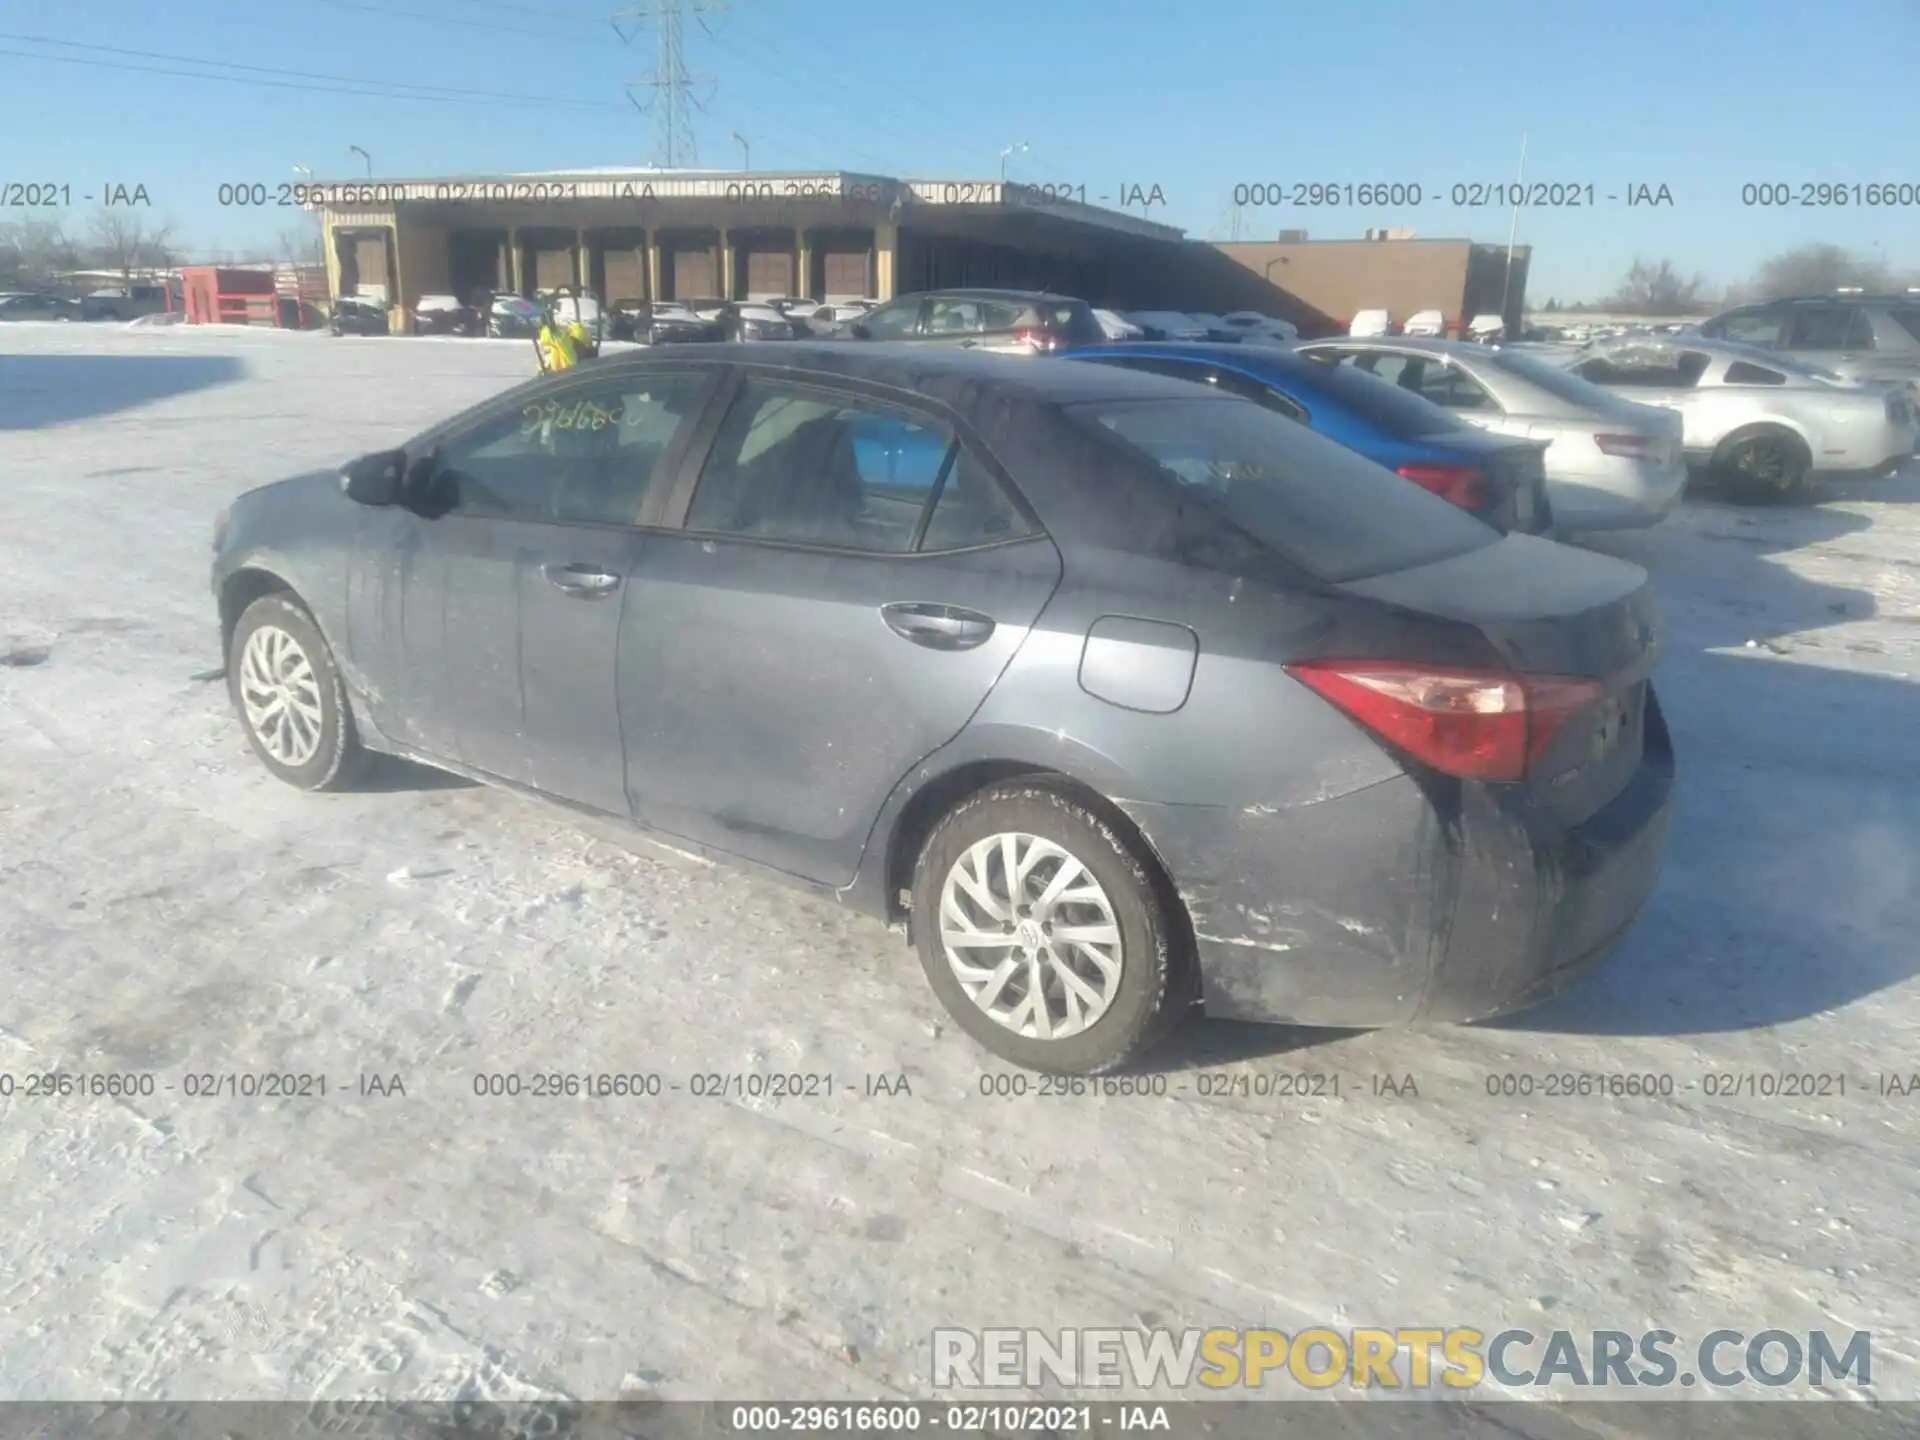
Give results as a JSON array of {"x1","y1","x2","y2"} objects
[{"x1": 616, "y1": 371, "x2": 1063, "y2": 883}]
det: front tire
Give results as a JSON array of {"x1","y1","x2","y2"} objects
[
  {"x1": 911, "y1": 783, "x2": 1189, "y2": 1074},
  {"x1": 227, "y1": 594, "x2": 363, "y2": 791}
]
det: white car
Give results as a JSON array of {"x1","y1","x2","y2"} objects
[
  {"x1": 1092, "y1": 308, "x2": 1144, "y2": 340},
  {"x1": 1349, "y1": 309, "x2": 1394, "y2": 337},
  {"x1": 1125, "y1": 311, "x2": 1209, "y2": 340},
  {"x1": 1297, "y1": 336, "x2": 1689, "y2": 532},
  {"x1": 1403, "y1": 309, "x2": 1447, "y2": 338},
  {"x1": 1561, "y1": 336, "x2": 1916, "y2": 499},
  {"x1": 1217, "y1": 310, "x2": 1299, "y2": 344}
]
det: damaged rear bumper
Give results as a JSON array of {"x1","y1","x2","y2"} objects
[{"x1": 1121, "y1": 695, "x2": 1676, "y2": 1029}]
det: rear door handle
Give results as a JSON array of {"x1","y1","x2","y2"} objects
[
  {"x1": 541, "y1": 563, "x2": 621, "y2": 598},
  {"x1": 880, "y1": 601, "x2": 996, "y2": 651}
]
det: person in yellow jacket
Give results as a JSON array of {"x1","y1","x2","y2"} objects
[{"x1": 536, "y1": 309, "x2": 580, "y2": 373}]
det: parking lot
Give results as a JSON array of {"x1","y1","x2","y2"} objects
[{"x1": 3, "y1": 323, "x2": 1919, "y2": 1404}]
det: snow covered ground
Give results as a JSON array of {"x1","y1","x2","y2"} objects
[{"x1": 2, "y1": 323, "x2": 1918, "y2": 1410}]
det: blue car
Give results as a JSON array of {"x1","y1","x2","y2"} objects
[{"x1": 1060, "y1": 341, "x2": 1554, "y2": 534}]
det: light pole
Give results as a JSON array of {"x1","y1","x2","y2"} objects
[
  {"x1": 732, "y1": 132, "x2": 749, "y2": 171},
  {"x1": 349, "y1": 145, "x2": 372, "y2": 179},
  {"x1": 999, "y1": 141, "x2": 1029, "y2": 182}
]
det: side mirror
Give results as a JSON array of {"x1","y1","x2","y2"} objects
[{"x1": 340, "y1": 450, "x2": 404, "y2": 506}]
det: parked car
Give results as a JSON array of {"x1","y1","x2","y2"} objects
[
  {"x1": 81, "y1": 285, "x2": 169, "y2": 321},
  {"x1": 483, "y1": 294, "x2": 544, "y2": 339},
  {"x1": 0, "y1": 291, "x2": 80, "y2": 322},
  {"x1": 211, "y1": 342, "x2": 1674, "y2": 1073},
  {"x1": 1403, "y1": 310, "x2": 1446, "y2": 338},
  {"x1": 1293, "y1": 337, "x2": 1687, "y2": 532},
  {"x1": 329, "y1": 295, "x2": 390, "y2": 336},
  {"x1": 1559, "y1": 336, "x2": 1914, "y2": 499},
  {"x1": 718, "y1": 301, "x2": 808, "y2": 341},
  {"x1": 1062, "y1": 341, "x2": 1553, "y2": 534},
  {"x1": 1092, "y1": 308, "x2": 1145, "y2": 341},
  {"x1": 1466, "y1": 314, "x2": 1507, "y2": 343},
  {"x1": 413, "y1": 294, "x2": 482, "y2": 336},
  {"x1": 630, "y1": 301, "x2": 726, "y2": 345},
  {"x1": 1124, "y1": 311, "x2": 1210, "y2": 342},
  {"x1": 1697, "y1": 293, "x2": 1920, "y2": 399},
  {"x1": 835, "y1": 289, "x2": 1107, "y2": 353},
  {"x1": 1349, "y1": 309, "x2": 1394, "y2": 337},
  {"x1": 1216, "y1": 311, "x2": 1300, "y2": 344}
]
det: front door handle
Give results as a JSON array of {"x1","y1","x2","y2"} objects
[
  {"x1": 880, "y1": 602, "x2": 995, "y2": 651},
  {"x1": 542, "y1": 563, "x2": 621, "y2": 598}
]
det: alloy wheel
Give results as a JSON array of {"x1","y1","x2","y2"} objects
[
  {"x1": 937, "y1": 831, "x2": 1124, "y2": 1039},
  {"x1": 238, "y1": 624, "x2": 325, "y2": 768}
]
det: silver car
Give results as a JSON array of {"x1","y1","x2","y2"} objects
[
  {"x1": 1559, "y1": 336, "x2": 1916, "y2": 500},
  {"x1": 1294, "y1": 336, "x2": 1688, "y2": 532}
]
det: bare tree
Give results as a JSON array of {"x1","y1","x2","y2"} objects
[
  {"x1": 277, "y1": 224, "x2": 324, "y2": 269},
  {"x1": 87, "y1": 208, "x2": 178, "y2": 286},
  {"x1": 1605, "y1": 258, "x2": 1708, "y2": 316},
  {"x1": 0, "y1": 217, "x2": 83, "y2": 288},
  {"x1": 1750, "y1": 244, "x2": 1892, "y2": 299}
]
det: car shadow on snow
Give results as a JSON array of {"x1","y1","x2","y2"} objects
[
  {"x1": 353, "y1": 753, "x2": 479, "y2": 792},
  {"x1": 0, "y1": 352, "x2": 246, "y2": 429}
]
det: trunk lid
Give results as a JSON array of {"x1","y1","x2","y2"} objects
[{"x1": 1338, "y1": 533, "x2": 1661, "y2": 821}]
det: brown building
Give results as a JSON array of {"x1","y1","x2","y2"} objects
[
  {"x1": 309, "y1": 168, "x2": 1330, "y2": 333},
  {"x1": 1213, "y1": 236, "x2": 1532, "y2": 336}
]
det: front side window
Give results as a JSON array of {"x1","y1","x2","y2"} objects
[
  {"x1": 685, "y1": 381, "x2": 953, "y2": 552},
  {"x1": 858, "y1": 299, "x2": 923, "y2": 338},
  {"x1": 1710, "y1": 309, "x2": 1785, "y2": 347},
  {"x1": 433, "y1": 371, "x2": 709, "y2": 524}
]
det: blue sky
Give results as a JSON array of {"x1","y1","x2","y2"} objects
[{"x1": 1, "y1": 0, "x2": 1913, "y2": 300}]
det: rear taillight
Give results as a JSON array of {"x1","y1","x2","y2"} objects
[
  {"x1": 1284, "y1": 661, "x2": 1606, "y2": 781},
  {"x1": 1595, "y1": 433, "x2": 1661, "y2": 458},
  {"x1": 1013, "y1": 327, "x2": 1058, "y2": 351},
  {"x1": 1395, "y1": 463, "x2": 1488, "y2": 509}
]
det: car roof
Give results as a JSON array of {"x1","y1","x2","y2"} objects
[
  {"x1": 904, "y1": 288, "x2": 1081, "y2": 303},
  {"x1": 599, "y1": 340, "x2": 1243, "y2": 409},
  {"x1": 1302, "y1": 336, "x2": 1480, "y2": 357}
]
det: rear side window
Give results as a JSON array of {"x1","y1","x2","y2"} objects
[
  {"x1": 1034, "y1": 301, "x2": 1105, "y2": 345},
  {"x1": 1724, "y1": 361, "x2": 1786, "y2": 386},
  {"x1": 919, "y1": 450, "x2": 1038, "y2": 551},
  {"x1": 1066, "y1": 396, "x2": 1497, "y2": 583}
]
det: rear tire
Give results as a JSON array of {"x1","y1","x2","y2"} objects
[
  {"x1": 910, "y1": 783, "x2": 1190, "y2": 1074},
  {"x1": 227, "y1": 594, "x2": 364, "y2": 791},
  {"x1": 1715, "y1": 430, "x2": 1810, "y2": 502}
]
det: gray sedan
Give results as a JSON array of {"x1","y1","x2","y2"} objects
[
  {"x1": 1295, "y1": 336, "x2": 1688, "y2": 532},
  {"x1": 1562, "y1": 336, "x2": 1916, "y2": 499},
  {"x1": 211, "y1": 344, "x2": 1674, "y2": 1074}
]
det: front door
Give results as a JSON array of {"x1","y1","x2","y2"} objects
[{"x1": 617, "y1": 374, "x2": 1062, "y2": 884}]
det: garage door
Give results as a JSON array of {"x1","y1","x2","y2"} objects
[
  {"x1": 533, "y1": 244, "x2": 575, "y2": 291},
  {"x1": 821, "y1": 247, "x2": 870, "y2": 299},
  {"x1": 745, "y1": 248, "x2": 794, "y2": 299},
  {"x1": 672, "y1": 247, "x2": 716, "y2": 298},
  {"x1": 353, "y1": 234, "x2": 390, "y2": 297},
  {"x1": 601, "y1": 247, "x2": 644, "y2": 303}
]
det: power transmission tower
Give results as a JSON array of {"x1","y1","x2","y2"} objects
[{"x1": 612, "y1": 0, "x2": 729, "y2": 167}]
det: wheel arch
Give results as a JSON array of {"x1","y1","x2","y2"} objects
[
  {"x1": 1709, "y1": 419, "x2": 1813, "y2": 471},
  {"x1": 219, "y1": 566, "x2": 299, "y2": 657},
  {"x1": 880, "y1": 760, "x2": 1197, "y2": 969}
]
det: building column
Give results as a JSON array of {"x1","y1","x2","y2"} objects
[
  {"x1": 719, "y1": 229, "x2": 734, "y2": 299},
  {"x1": 387, "y1": 226, "x2": 408, "y2": 334},
  {"x1": 874, "y1": 222, "x2": 898, "y2": 301},
  {"x1": 797, "y1": 228, "x2": 813, "y2": 299},
  {"x1": 647, "y1": 232, "x2": 664, "y2": 301},
  {"x1": 575, "y1": 226, "x2": 589, "y2": 291},
  {"x1": 321, "y1": 214, "x2": 342, "y2": 302}
]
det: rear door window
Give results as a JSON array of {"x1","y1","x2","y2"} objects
[
  {"x1": 1066, "y1": 395, "x2": 1497, "y2": 583},
  {"x1": 1787, "y1": 306, "x2": 1861, "y2": 351},
  {"x1": 925, "y1": 298, "x2": 988, "y2": 335},
  {"x1": 1711, "y1": 310, "x2": 1786, "y2": 347}
]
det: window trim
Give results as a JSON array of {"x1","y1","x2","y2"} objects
[
  {"x1": 418, "y1": 363, "x2": 727, "y2": 531},
  {"x1": 655, "y1": 365, "x2": 1050, "y2": 558}
]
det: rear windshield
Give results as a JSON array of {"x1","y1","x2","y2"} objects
[
  {"x1": 1066, "y1": 396, "x2": 1498, "y2": 583},
  {"x1": 1484, "y1": 347, "x2": 1627, "y2": 405},
  {"x1": 1294, "y1": 357, "x2": 1465, "y2": 437}
]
